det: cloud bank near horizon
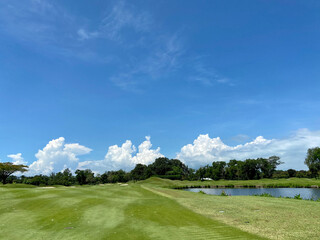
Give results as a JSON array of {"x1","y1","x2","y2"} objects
[
  {"x1": 2, "y1": 128, "x2": 320, "y2": 175},
  {"x1": 177, "y1": 129, "x2": 320, "y2": 170}
]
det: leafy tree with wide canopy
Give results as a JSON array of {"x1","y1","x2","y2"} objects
[
  {"x1": 130, "y1": 164, "x2": 150, "y2": 181},
  {"x1": 0, "y1": 162, "x2": 28, "y2": 184},
  {"x1": 75, "y1": 169, "x2": 96, "y2": 185},
  {"x1": 305, "y1": 147, "x2": 320, "y2": 177},
  {"x1": 148, "y1": 157, "x2": 191, "y2": 179},
  {"x1": 258, "y1": 156, "x2": 282, "y2": 178}
]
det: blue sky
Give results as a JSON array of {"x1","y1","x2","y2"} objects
[{"x1": 0, "y1": 0, "x2": 320, "y2": 173}]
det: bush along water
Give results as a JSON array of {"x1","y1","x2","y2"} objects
[
  {"x1": 252, "y1": 193, "x2": 273, "y2": 198},
  {"x1": 252, "y1": 192, "x2": 318, "y2": 201},
  {"x1": 294, "y1": 194, "x2": 303, "y2": 200},
  {"x1": 220, "y1": 190, "x2": 228, "y2": 196}
]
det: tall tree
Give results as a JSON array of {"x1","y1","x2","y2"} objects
[
  {"x1": 211, "y1": 161, "x2": 226, "y2": 180},
  {"x1": 225, "y1": 160, "x2": 240, "y2": 180},
  {"x1": 305, "y1": 147, "x2": 320, "y2": 177},
  {"x1": 75, "y1": 169, "x2": 96, "y2": 185},
  {"x1": 149, "y1": 157, "x2": 171, "y2": 175},
  {"x1": 148, "y1": 157, "x2": 191, "y2": 179},
  {"x1": 259, "y1": 156, "x2": 282, "y2": 178},
  {"x1": 105, "y1": 170, "x2": 128, "y2": 183},
  {"x1": 0, "y1": 162, "x2": 28, "y2": 184},
  {"x1": 130, "y1": 164, "x2": 149, "y2": 181},
  {"x1": 241, "y1": 159, "x2": 261, "y2": 180},
  {"x1": 49, "y1": 168, "x2": 75, "y2": 186}
]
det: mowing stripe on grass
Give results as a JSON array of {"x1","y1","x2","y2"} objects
[{"x1": 0, "y1": 184, "x2": 265, "y2": 240}]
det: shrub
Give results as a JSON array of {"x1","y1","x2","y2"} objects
[
  {"x1": 294, "y1": 194, "x2": 303, "y2": 200},
  {"x1": 253, "y1": 193, "x2": 273, "y2": 197},
  {"x1": 220, "y1": 190, "x2": 228, "y2": 196}
]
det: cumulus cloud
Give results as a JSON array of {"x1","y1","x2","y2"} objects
[
  {"x1": 7, "y1": 153, "x2": 27, "y2": 165},
  {"x1": 102, "y1": 140, "x2": 136, "y2": 169},
  {"x1": 176, "y1": 129, "x2": 320, "y2": 170},
  {"x1": 132, "y1": 136, "x2": 162, "y2": 165},
  {"x1": 28, "y1": 137, "x2": 92, "y2": 175},
  {"x1": 6, "y1": 129, "x2": 320, "y2": 175},
  {"x1": 78, "y1": 136, "x2": 163, "y2": 173}
]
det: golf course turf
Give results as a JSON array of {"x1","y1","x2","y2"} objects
[{"x1": 0, "y1": 178, "x2": 319, "y2": 240}]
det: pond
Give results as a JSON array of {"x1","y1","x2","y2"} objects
[{"x1": 185, "y1": 188, "x2": 320, "y2": 200}]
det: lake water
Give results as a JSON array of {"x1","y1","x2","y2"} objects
[{"x1": 185, "y1": 188, "x2": 320, "y2": 200}]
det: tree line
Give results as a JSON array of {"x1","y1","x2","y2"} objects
[{"x1": 1, "y1": 147, "x2": 320, "y2": 185}]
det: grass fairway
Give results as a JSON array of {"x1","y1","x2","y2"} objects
[
  {"x1": 0, "y1": 183, "x2": 264, "y2": 240},
  {"x1": 0, "y1": 179, "x2": 319, "y2": 240}
]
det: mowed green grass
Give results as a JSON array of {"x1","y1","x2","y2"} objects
[
  {"x1": 0, "y1": 183, "x2": 265, "y2": 240},
  {"x1": 1, "y1": 178, "x2": 320, "y2": 240},
  {"x1": 141, "y1": 178, "x2": 320, "y2": 240},
  {"x1": 165, "y1": 177, "x2": 320, "y2": 188},
  {"x1": 150, "y1": 187, "x2": 320, "y2": 240}
]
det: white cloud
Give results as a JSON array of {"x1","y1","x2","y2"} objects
[
  {"x1": 7, "y1": 153, "x2": 27, "y2": 165},
  {"x1": 0, "y1": 0, "x2": 105, "y2": 62},
  {"x1": 78, "y1": 136, "x2": 163, "y2": 173},
  {"x1": 189, "y1": 58, "x2": 233, "y2": 87},
  {"x1": 176, "y1": 129, "x2": 320, "y2": 170},
  {"x1": 0, "y1": 0, "x2": 183, "y2": 90},
  {"x1": 104, "y1": 140, "x2": 136, "y2": 169},
  {"x1": 75, "y1": 1, "x2": 152, "y2": 44},
  {"x1": 28, "y1": 137, "x2": 92, "y2": 175},
  {"x1": 6, "y1": 129, "x2": 319, "y2": 175},
  {"x1": 132, "y1": 136, "x2": 163, "y2": 165},
  {"x1": 64, "y1": 143, "x2": 93, "y2": 156},
  {"x1": 100, "y1": 1, "x2": 152, "y2": 41},
  {"x1": 0, "y1": 0, "x2": 73, "y2": 44},
  {"x1": 77, "y1": 28, "x2": 98, "y2": 40},
  {"x1": 111, "y1": 34, "x2": 183, "y2": 91}
]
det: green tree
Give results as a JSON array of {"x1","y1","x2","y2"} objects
[
  {"x1": 259, "y1": 156, "x2": 282, "y2": 178},
  {"x1": 225, "y1": 160, "x2": 240, "y2": 180},
  {"x1": 170, "y1": 159, "x2": 190, "y2": 177},
  {"x1": 28, "y1": 174, "x2": 49, "y2": 186},
  {"x1": 241, "y1": 159, "x2": 261, "y2": 180},
  {"x1": 195, "y1": 166, "x2": 206, "y2": 180},
  {"x1": 305, "y1": 147, "x2": 320, "y2": 177},
  {"x1": 148, "y1": 157, "x2": 191, "y2": 180},
  {"x1": 100, "y1": 172, "x2": 109, "y2": 183},
  {"x1": 211, "y1": 161, "x2": 226, "y2": 180},
  {"x1": 0, "y1": 162, "x2": 28, "y2": 184},
  {"x1": 103, "y1": 170, "x2": 128, "y2": 183},
  {"x1": 75, "y1": 169, "x2": 95, "y2": 185},
  {"x1": 49, "y1": 168, "x2": 75, "y2": 186},
  {"x1": 130, "y1": 164, "x2": 149, "y2": 181},
  {"x1": 75, "y1": 169, "x2": 86, "y2": 185},
  {"x1": 149, "y1": 157, "x2": 171, "y2": 175},
  {"x1": 287, "y1": 169, "x2": 297, "y2": 178}
]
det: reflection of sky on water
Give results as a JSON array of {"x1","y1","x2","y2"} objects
[{"x1": 185, "y1": 188, "x2": 320, "y2": 200}]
